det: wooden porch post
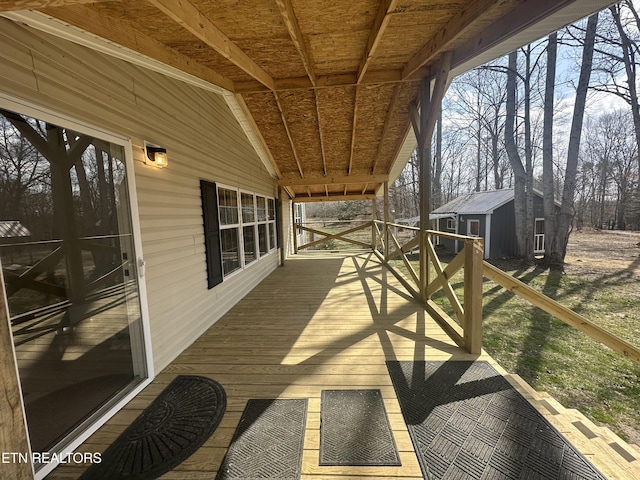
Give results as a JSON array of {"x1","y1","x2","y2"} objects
[
  {"x1": 410, "y1": 52, "x2": 452, "y2": 303},
  {"x1": 371, "y1": 198, "x2": 377, "y2": 251},
  {"x1": 291, "y1": 201, "x2": 298, "y2": 254},
  {"x1": 278, "y1": 187, "x2": 286, "y2": 266},
  {"x1": 383, "y1": 181, "x2": 389, "y2": 260},
  {"x1": 0, "y1": 261, "x2": 34, "y2": 479}
]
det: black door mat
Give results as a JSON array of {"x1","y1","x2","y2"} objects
[
  {"x1": 216, "y1": 398, "x2": 308, "y2": 480},
  {"x1": 80, "y1": 375, "x2": 226, "y2": 480},
  {"x1": 319, "y1": 389, "x2": 401, "y2": 466},
  {"x1": 386, "y1": 361, "x2": 606, "y2": 480}
]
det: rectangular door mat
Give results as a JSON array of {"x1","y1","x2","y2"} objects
[
  {"x1": 216, "y1": 398, "x2": 307, "y2": 480},
  {"x1": 319, "y1": 389, "x2": 401, "y2": 466},
  {"x1": 386, "y1": 360, "x2": 607, "y2": 480}
]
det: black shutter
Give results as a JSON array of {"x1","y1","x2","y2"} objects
[
  {"x1": 200, "y1": 180, "x2": 223, "y2": 289},
  {"x1": 274, "y1": 198, "x2": 280, "y2": 248}
]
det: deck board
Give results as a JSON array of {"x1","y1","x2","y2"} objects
[{"x1": 46, "y1": 251, "x2": 617, "y2": 479}]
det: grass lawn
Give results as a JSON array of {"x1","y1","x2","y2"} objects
[{"x1": 390, "y1": 229, "x2": 640, "y2": 445}]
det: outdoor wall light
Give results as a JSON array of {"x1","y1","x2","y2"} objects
[{"x1": 145, "y1": 144, "x2": 168, "y2": 168}]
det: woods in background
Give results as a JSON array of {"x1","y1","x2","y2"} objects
[{"x1": 391, "y1": 1, "x2": 640, "y2": 266}]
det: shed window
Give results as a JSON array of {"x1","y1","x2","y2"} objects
[
  {"x1": 467, "y1": 219, "x2": 480, "y2": 237},
  {"x1": 447, "y1": 218, "x2": 455, "y2": 230}
]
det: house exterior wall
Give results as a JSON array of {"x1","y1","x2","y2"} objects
[{"x1": 0, "y1": 19, "x2": 280, "y2": 373}]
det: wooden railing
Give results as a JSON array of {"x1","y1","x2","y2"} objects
[
  {"x1": 484, "y1": 261, "x2": 640, "y2": 364},
  {"x1": 294, "y1": 220, "x2": 374, "y2": 252},
  {"x1": 374, "y1": 221, "x2": 484, "y2": 354}
]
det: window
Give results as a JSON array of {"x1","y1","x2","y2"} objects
[
  {"x1": 201, "y1": 183, "x2": 278, "y2": 285},
  {"x1": 447, "y1": 218, "x2": 455, "y2": 230}
]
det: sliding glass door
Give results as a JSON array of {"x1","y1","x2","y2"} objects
[{"x1": 0, "y1": 104, "x2": 148, "y2": 467}]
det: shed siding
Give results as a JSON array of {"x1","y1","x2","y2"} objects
[
  {"x1": 0, "y1": 19, "x2": 279, "y2": 372},
  {"x1": 490, "y1": 202, "x2": 517, "y2": 258}
]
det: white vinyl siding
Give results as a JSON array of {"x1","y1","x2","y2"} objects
[{"x1": 0, "y1": 18, "x2": 280, "y2": 372}]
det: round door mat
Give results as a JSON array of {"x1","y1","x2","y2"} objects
[{"x1": 81, "y1": 375, "x2": 226, "y2": 480}]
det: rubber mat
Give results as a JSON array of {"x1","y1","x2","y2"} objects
[
  {"x1": 216, "y1": 398, "x2": 307, "y2": 480},
  {"x1": 319, "y1": 389, "x2": 401, "y2": 466},
  {"x1": 81, "y1": 375, "x2": 226, "y2": 480},
  {"x1": 387, "y1": 360, "x2": 606, "y2": 479}
]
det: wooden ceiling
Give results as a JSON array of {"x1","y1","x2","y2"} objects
[{"x1": 0, "y1": 0, "x2": 605, "y2": 201}]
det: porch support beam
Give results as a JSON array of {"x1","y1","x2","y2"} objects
[
  {"x1": 278, "y1": 174, "x2": 388, "y2": 187},
  {"x1": 147, "y1": 0, "x2": 276, "y2": 90},
  {"x1": 384, "y1": 180, "x2": 390, "y2": 260},
  {"x1": 293, "y1": 194, "x2": 376, "y2": 203},
  {"x1": 402, "y1": 0, "x2": 510, "y2": 79},
  {"x1": 412, "y1": 52, "x2": 451, "y2": 302}
]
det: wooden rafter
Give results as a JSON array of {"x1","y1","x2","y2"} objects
[
  {"x1": 147, "y1": 0, "x2": 275, "y2": 90},
  {"x1": 274, "y1": 92, "x2": 304, "y2": 178},
  {"x1": 402, "y1": 0, "x2": 511, "y2": 79},
  {"x1": 314, "y1": 90, "x2": 328, "y2": 176},
  {"x1": 233, "y1": 93, "x2": 283, "y2": 178},
  {"x1": 348, "y1": 86, "x2": 360, "y2": 175},
  {"x1": 275, "y1": 0, "x2": 316, "y2": 86},
  {"x1": 357, "y1": 0, "x2": 399, "y2": 83},
  {"x1": 0, "y1": 0, "x2": 103, "y2": 10},
  {"x1": 370, "y1": 83, "x2": 400, "y2": 174},
  {"x1": 43, "y1": 5, "x2": 234, "y2": 91}
]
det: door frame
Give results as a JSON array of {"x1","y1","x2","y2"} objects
[
  {"x1": 0, "y1": 92, "x2": 155, "y2": 479},
  {"x1": 534, "y1": 217, "x2": 545, "y2": 254}
]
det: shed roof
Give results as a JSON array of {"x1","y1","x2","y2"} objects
[
  {"x1": 432, "y1": 189, "x2": 515, "y2": 216},
  {"x1": 0, "y1": 221, "x2": 31, "y2": 238},
  {"x1": 1, "y1": 1, "x2": 615, "y2": 202}
]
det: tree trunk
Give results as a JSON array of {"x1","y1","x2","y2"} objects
[
  {"x1": 543, "y1": 32, "x2": 559, "y2": 266},
  {"x1": 553, "y1": 13, "x2": 599, "y2": 264},
  {"x1": 505, "y1": 50, "x2": 529, "y2": 260}
]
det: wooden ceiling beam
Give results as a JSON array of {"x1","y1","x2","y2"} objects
[
  {"x1": 275, "y1": 0, "x2": 316, "y2": 86},
  {"x1": 278, "y1": 174, "x2": 388, "y2": 187},
  {"x1": 402, "y1": 0, "x2": 516, "y2": 80},
  {"x1": 234, "y1": 68, "x2": 418, "y2": 93},
  {"x1": 357, "y1": 0, "x2": 399, "y2": 83},
  {"x1": 0, "y1": 0, "x2": 106, "y2": 10},
  {"x1": 451, "y1": 0, "x2": 600, "y2": 70},
  {"x1": 293, "y1": 194, "x2": 377, "y2": 203},
  {"x1": 147, "y1": 0, "x2": 275, "y2": 90},
  {"x1": 40, "y1": 4, "x2": 235, "y2": 91}
]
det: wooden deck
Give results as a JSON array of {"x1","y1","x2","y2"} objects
[{"x1": 46, "y1": 251, "x2": 638, "y2": 479}]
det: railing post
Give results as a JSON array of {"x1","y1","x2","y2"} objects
[{"x1": 463, "y1": 237, "x2": 484, "y2": 354}]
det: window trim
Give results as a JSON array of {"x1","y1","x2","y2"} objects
[{"x1": 207, "y1": 183, "x2": 277, "y2": 281}]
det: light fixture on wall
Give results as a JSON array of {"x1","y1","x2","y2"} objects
[{"x1": 144, "y1": 144, "x2": 168, "y2": 168}]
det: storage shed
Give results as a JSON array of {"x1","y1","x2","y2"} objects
[{"x1": 431, "y1": 188, "x2": 551, "y2": 259}]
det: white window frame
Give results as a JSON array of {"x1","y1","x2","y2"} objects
[{"x1": 216, "y1": 184, "x2": 276, "y2": 278}]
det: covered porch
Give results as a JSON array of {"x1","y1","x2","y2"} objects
[{"x1": 45, "y1": 251, "x2": 637, "y2": 479}]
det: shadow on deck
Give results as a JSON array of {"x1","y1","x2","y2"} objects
[{"x1": 45, "y1": 251, "x2": 631, "y2": 479}]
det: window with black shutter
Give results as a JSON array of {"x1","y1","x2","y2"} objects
[{"x1": 200, "y1": 180, "x2": 223, "y2": 289}]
